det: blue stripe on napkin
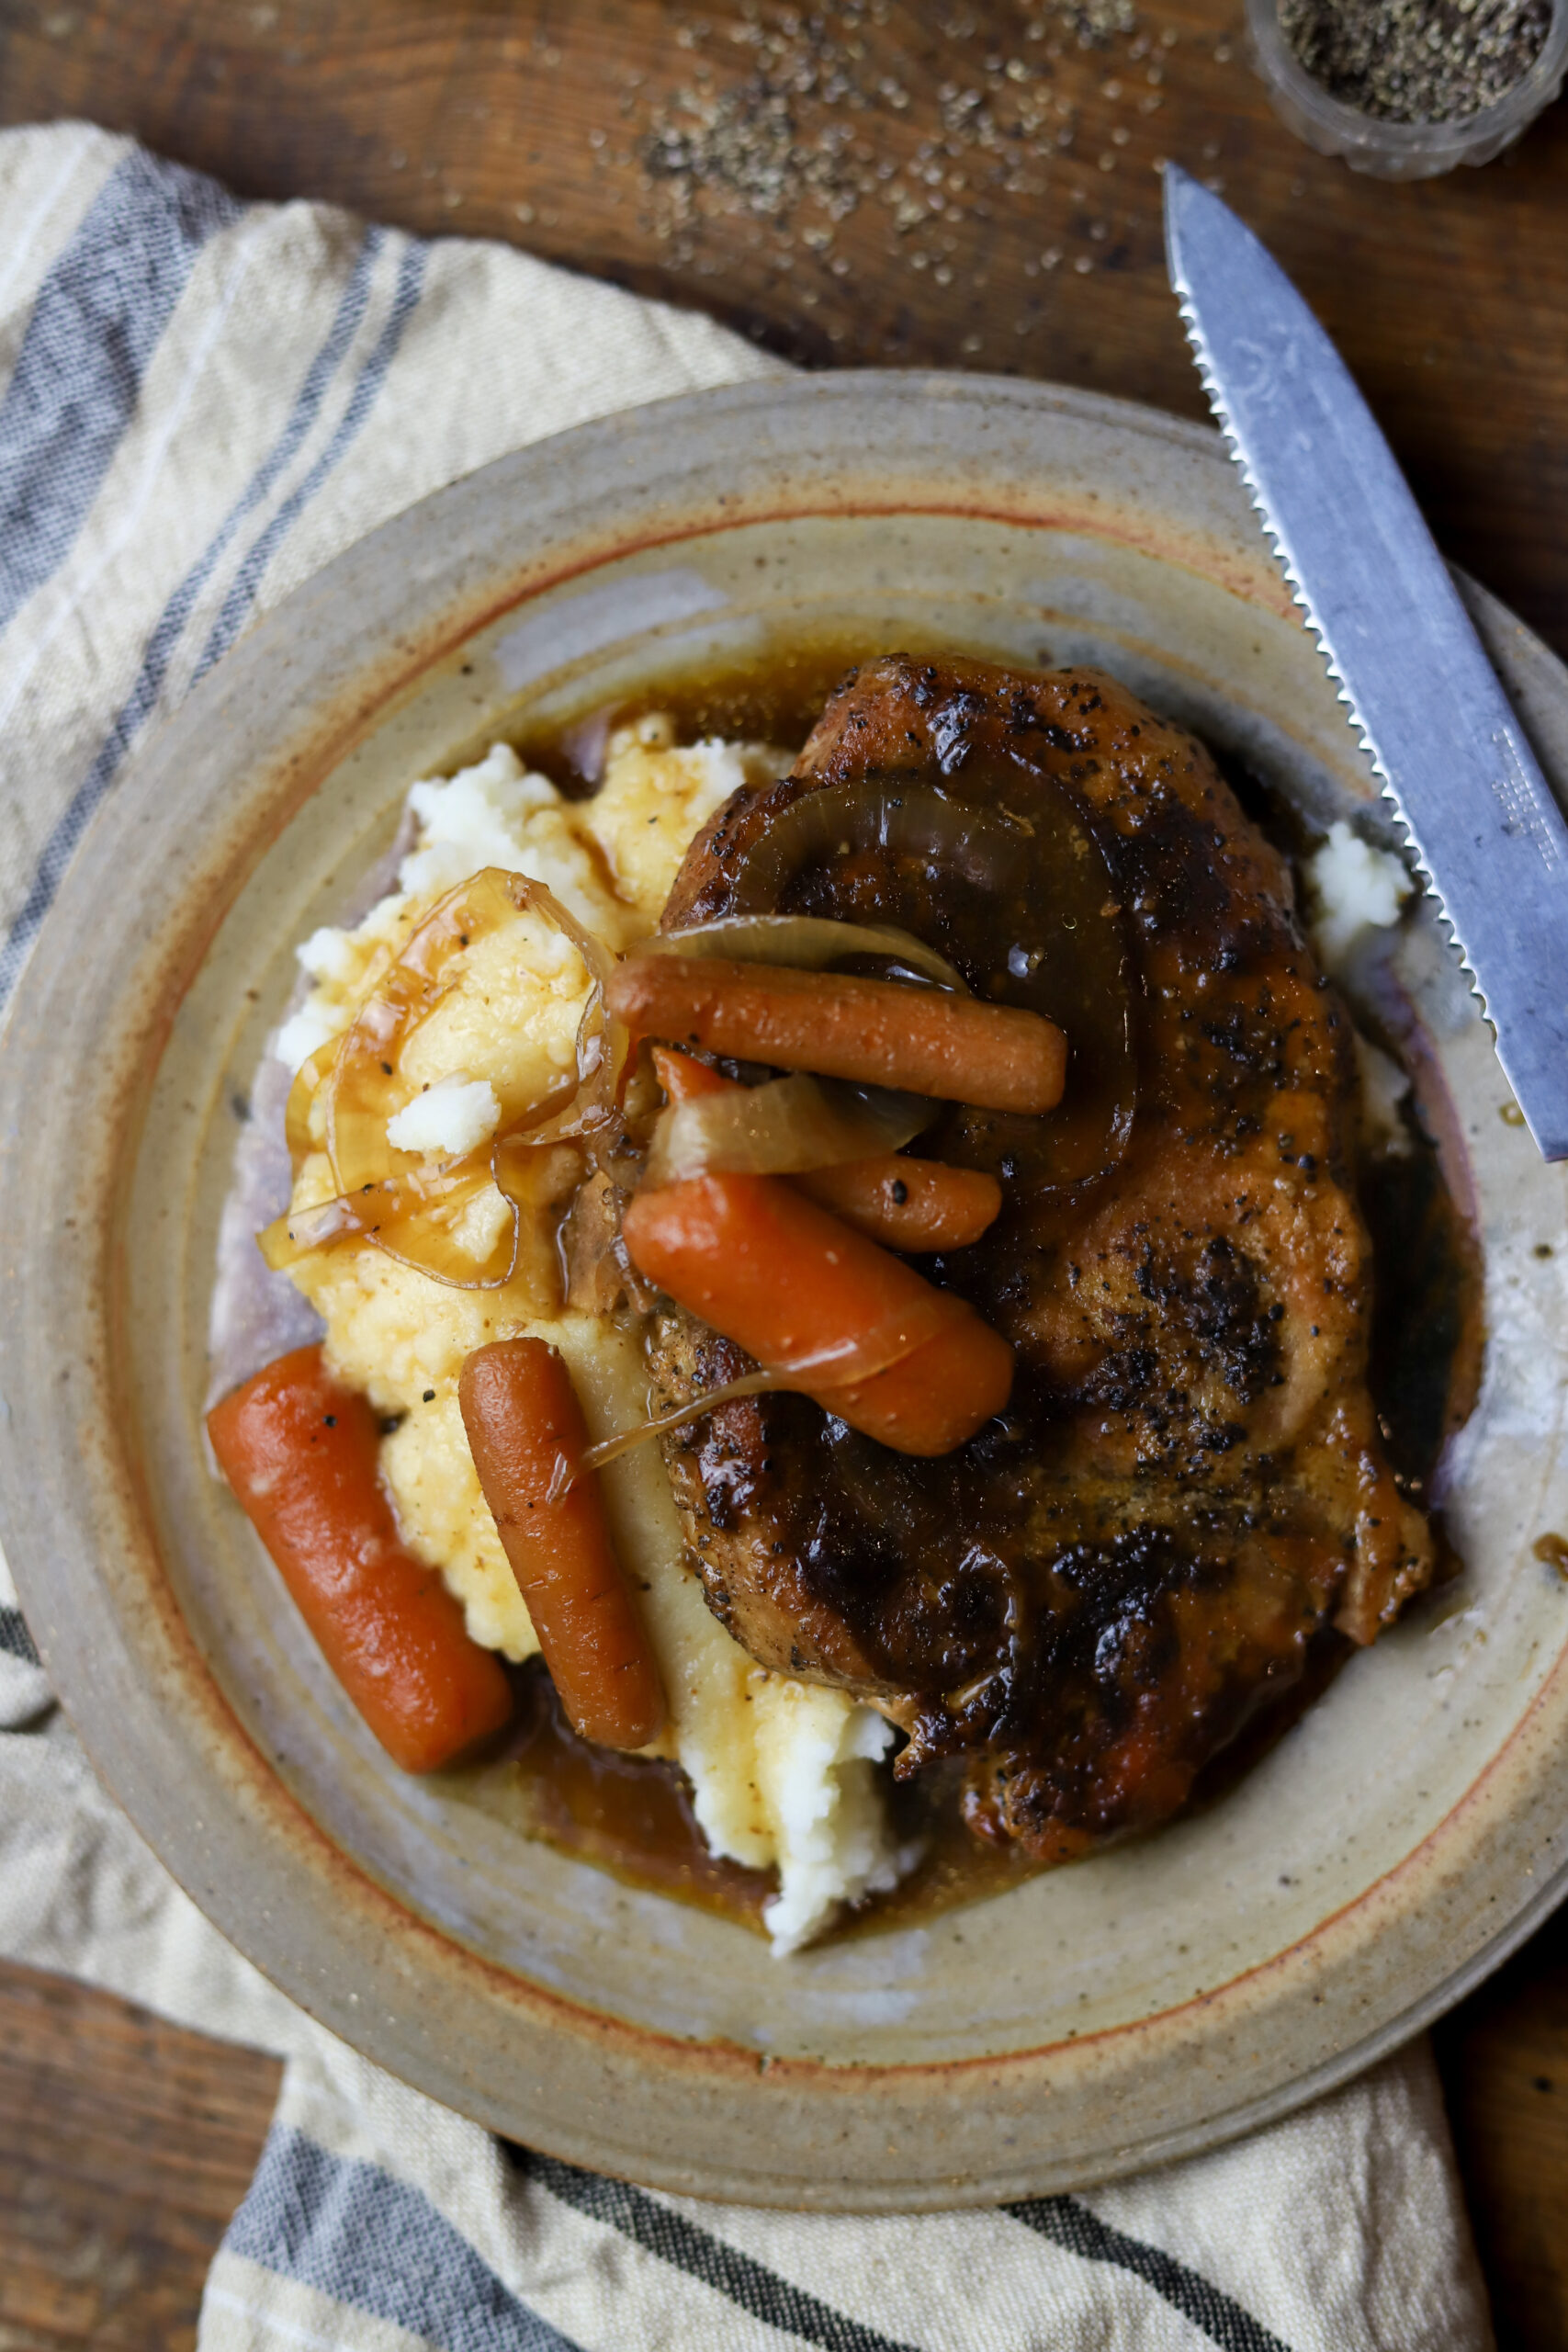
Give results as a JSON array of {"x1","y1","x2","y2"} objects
[
  {"x1": 226, "y1": 2124, "x2": 584, "y2": 2352},
  {"x1": 1010, "y1": 2197, "x2": 1293, "y2": 2352},
  {"x1": 0, "y1": 1606, "x2": 39, "y2": 1667},
  {"x1": 189, "y1": 232, "x2": 427, "y2": 690},
  {"x1": 79, "y1": 222, "x2": 385, "y2": 797},
  {"x1": 526, "y1": 2151, "x2": 922, "y2": 2351},
  {"x1": 0, "y1": 215, "x2": 424, "y2": 1014},
  {"x1": 0, "y1": 147, "x2": 242, "y2": 636}
]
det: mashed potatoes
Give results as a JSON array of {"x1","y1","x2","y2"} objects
[
  {"x1": 1303, "y1": 819, "x2": 1415, "y2": 1155},
  {"x1": 274, "y1": 722, "x2": 916, "y2": 1951},
  {"x1": 1303, "y1": 818, "x2": 1412, "y2": 974}
]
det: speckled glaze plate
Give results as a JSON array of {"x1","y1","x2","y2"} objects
[{"x1": 3, "y1": 375, "x2": 1567, "y2": 2209}]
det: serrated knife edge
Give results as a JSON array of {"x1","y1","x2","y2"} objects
[
  {"x1": 1163, "y1": 163, "x2": 1568, "y2": 1159},
  {"x1": 1168, "y1": 259, "x2": 1464, "y2": 967}
]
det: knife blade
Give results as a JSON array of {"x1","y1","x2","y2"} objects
[{"x1": 1163, "y1": 163, "x2": 1568, "y2": 1161}]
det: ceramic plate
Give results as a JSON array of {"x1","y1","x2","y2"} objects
[{"x1": 3, "y1": 375, "x2": 1567, "y2": 2209}]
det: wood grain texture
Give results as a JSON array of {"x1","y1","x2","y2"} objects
[
  {"x1": 0, "y1": 0, "x2": 1566, "y2": 2337},
  {"x1": 0, "y1": 1957, "x2": 279, "y2": 2352},
  {"x1": 1436, "y1": 1907, "x2": 1568, "y2": 2352},
  {"x1": 0, "y1": 0, "x2": 1564, "y2": 658}
]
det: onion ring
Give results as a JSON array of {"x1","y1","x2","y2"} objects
[{"x1": 261, "y1": 869, "x2": 629, "y2": 1293}]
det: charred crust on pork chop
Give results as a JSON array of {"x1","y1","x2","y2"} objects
[{"x1": 645, "y1": 654, "x2": 1433, "y2": 1860}]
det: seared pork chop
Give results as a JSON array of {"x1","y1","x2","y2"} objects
[{"x1": 644, "y1": 655, "x2": 1432, "y2": 1861}]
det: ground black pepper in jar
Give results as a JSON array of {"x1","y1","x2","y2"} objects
[{"x1": 1279, "y1": 0, "x2": 1551, "y2": 119}]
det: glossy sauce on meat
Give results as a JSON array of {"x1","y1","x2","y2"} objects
[{"x1": 649, "y1": 653, "x2": 1442, "y2": 1864}]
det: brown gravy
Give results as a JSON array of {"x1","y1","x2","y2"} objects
[
  {"x1": 443, "y1": 641, "x2": 1483, "y2": 1939},
  {"x1": 457, "y1": 1662, "x2": 774, "y2": 1928}
]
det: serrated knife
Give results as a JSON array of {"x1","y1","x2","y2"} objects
[{"x1": 1163, "y1": 163, "x2": 1568, "y2": 1161}]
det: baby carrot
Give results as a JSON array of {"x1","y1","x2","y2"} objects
[
  {"x1": 459, "y1": 1340, "x2": 666, "y2": 1751},
  {"x1": 795, "y1": 1155, "x2": 1002, "y2": 1251},
  {"x1": 608, "y1": 956, "x2": 1066, "y2": 1115},
  {"x1": 629, "y1": 1056, "x2": 1013, "y2": 1454},
  {"x1": 815, "y1": 1302, "x2": 1018, "y2": 1457},
  {"x1": 651, "y1": 1047, "x2": 1002, "y2": 1251},
  {"x1": 652, "y1": 1046, "x2": 731, "y2": 1107},
  {"x1": 208, "y1": 1347, "x2": 513, "y2": 1773}
]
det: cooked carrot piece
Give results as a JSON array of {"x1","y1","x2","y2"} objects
[
  {"x1": 622, "y1": 1168, "x2": 1012, "y2": 1453},
  {"x1": 650, "y1": 1046, "x2": 1002, "y2": 1251},
  {"x1": 609, "y1": 956, "x2": 1066, "y2": 1114},
  {"x1": 208, "y1": 1347, "x2": 513, "y2": 1773},
  {"x1": 651, "y1": 1045, "x2": 731, "y2": 1107},
  {"x1": 795, "y1": 1155, "x2": 1002, "y2": 1251},
  {"x1": 459, "y1": 1340, "x2": 666, "y2": 1750},
  {"x1": 628, "y1": 1057, "x2": 1012, "y2": 1455},
  {"x1": 813, "y1": 1304, "x2": 1019, "y2": 1457}
]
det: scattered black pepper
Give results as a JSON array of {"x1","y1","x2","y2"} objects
[
  {"x1": 600, "y1": 0, "x2": 1158, "y2": 344},
  {"x1": 1279, "y1": 0, "x2": 1551, "y2": 120}
]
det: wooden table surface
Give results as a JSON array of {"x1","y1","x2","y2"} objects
[{"x1": 1, "y1": 1, "x2": 1566, "y2": 2344}]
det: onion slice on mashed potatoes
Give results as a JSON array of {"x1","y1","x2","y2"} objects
[{"x1": 234, "y1": 719, "x2": 919, "y2": 1954}]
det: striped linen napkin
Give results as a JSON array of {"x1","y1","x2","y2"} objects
[{"x1": 0, "y1": 121, "x2": 1495, "y2": 2352}]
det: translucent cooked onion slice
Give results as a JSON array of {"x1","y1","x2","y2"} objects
[
  {"x1": 261, "y1": 867, "x2": 629, "y2": 1294},
  {"x1": 634, "y1": 911, "x2": 968, "y2": 993},
  {"x1": 569, "y1": 1371, "x2": 783, "y2": 1487},
  {"x1": 643, "y1": 1071, "x2": 931, "y2": 1189},
  {"x1": 708, "y1": 769, "x2": 1141, "y2": 1195},
  {"x1": 719, "y1": 782, "x2": 1021, "y2": 915}
]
